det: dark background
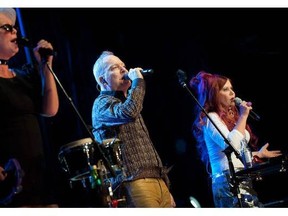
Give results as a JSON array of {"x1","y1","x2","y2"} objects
[{"x1": 11, "y1": 8, "x2": 288, "y2": 207}]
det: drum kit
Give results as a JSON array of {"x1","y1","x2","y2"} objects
[
  {"x1": 58, "y1": 137, "x2": 126, "y2": 207},
  {"x1": 236, "y1": 154, "x2": 288, "y2": 207},
  {"x1": 236, "y1": 154, "x2": 288, "y2": 181},
  {"x1": 58, "y1": 137, "x2": 288, "y2": 207}
]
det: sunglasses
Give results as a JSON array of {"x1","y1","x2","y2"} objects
[{"x1": 0, "y1": 24, "x2": 17, "y2": 33}]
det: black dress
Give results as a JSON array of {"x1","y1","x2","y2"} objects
[{"x1": 0, "y1": 67, "x2": 56, "y2": 206}]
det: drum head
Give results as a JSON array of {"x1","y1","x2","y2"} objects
[
  {"x1": 58, "y1": 138, "x2": 98, "y2": 181},
  {"x1": 60, "y1": 138, "x2": 93, "y2": 152}
]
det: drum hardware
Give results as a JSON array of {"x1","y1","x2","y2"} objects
[
  {"x1": 58, "y1": 137, "x2": 127, "y2": 207},
  {"x1": 254, "y1": 173, "x2": 263, "y2": 181},
  {"x1": 80, "y1": 178, "x2": 88, "y2": 189},
  {"x1": 242, "y1": 146, "x2": 253, "y2": 169},
  {"x1": 96, "y1": 157, "x2": 126, "y2": 207},
  {"x1": 97, "y1": 139, "x2": 127, "y2": 207},
  {"x1": 101, "y1": 138, "x2": 123, "y2": 174},
  {"x1": 89, "y1": 165, "x2": 102, "y2": 189},
  {"x1": 279, "y1": 157, "x2": 287, "y2": 173},
  {"x1": 58, "y1": 138, "x2": 99, "y2": 183},
  {"x1": 236, "y1": 155, "x2": 288, "y2": 181},
  {"x1": 263, "y1": 198, "x2": 288, "y2": 207},
  {"x1": 111, "y1": 198, "x2": 126, "y2": 208}
]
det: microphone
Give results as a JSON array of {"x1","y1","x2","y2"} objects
[
  {"x1": 123, "y1": 69, "x2": 154, "y2": 80},
  {"x1": 17, "y1": 37, "x2": 56, "y2": 57},
  {"x1": 16, "y1": 37, "x2": 32, "y2": 47},
  {"x1": 234, "y1": 97, "x2": 261, "y2": 121},
  {"x1": 176, "y1": 69, "x2": 187, "y2": 87}
]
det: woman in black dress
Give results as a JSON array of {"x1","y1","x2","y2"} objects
[{"x1": 0, "y1": 8, "x2": 59, "y2": 207}]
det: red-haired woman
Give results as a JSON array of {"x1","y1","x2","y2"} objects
[{"x1": 189, "y1": 71, "x2": 281, "y2": 207}]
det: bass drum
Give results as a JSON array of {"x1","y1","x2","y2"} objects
[{"x1": 58, "y1": 138, "x2": 99, "y2": 181}]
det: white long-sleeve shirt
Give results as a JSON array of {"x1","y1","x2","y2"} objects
[{"x1": 203, "y1": 112, "x2": 250, "y2": 174}]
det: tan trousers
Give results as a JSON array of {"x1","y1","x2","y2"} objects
[{"x1": 124, "y1": 178, "x2": 171, "y2": 207}]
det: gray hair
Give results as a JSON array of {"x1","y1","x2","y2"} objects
[
  {"x1": 0, "y1": 8, "x2": 16, "y2": 25},
  {"x1": 93, "y1": 50, "x2": 114, "y2": 85}
]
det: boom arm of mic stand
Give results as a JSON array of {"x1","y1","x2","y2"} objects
[
  {"x1": 180, "y1": 81, "x2": 243, "y2": 207},
  {"x1": 45, "y1": 62, "x2": 116, "y2": 177}
]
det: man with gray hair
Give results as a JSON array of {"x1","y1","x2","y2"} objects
[{"x1": 91, "y1": 51, "x2": 175, "y2": 207}]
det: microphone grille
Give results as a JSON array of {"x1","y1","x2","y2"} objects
[
  {"x1": 177, "y1": 69, "x2": 187, "y2": 82},
  {"x1": 146, "y1": 69, "x2": 154, "y2": 73},
  {"x1": 17, "y1": 37, "x2": 32, "y2": 47},
  {"x1": 234, "y1": 97, "x2": 242, "y2": 106}
]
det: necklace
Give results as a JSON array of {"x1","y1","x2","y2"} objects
[
  {"x1": 0, "y1": 59, "x2": 9, "y2": 65},
  {"x1": 228, "y1": 107, "x2": 235, "y2": 118}
]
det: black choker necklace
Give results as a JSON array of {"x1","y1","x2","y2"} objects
[{"x1": 0, "y1": 59, "x2": 9, "y2": 65}]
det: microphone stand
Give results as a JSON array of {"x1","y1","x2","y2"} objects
[
  {"x1": 177, "y1": 70, "x2": 244, "y2": 207},
  {"x1": 45, "y1": 62, "x2": 116, "y2": 178}
]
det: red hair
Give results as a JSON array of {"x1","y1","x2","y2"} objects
[{"x1": 189, "y1": 71, "x2": 258, "y2": 164}]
